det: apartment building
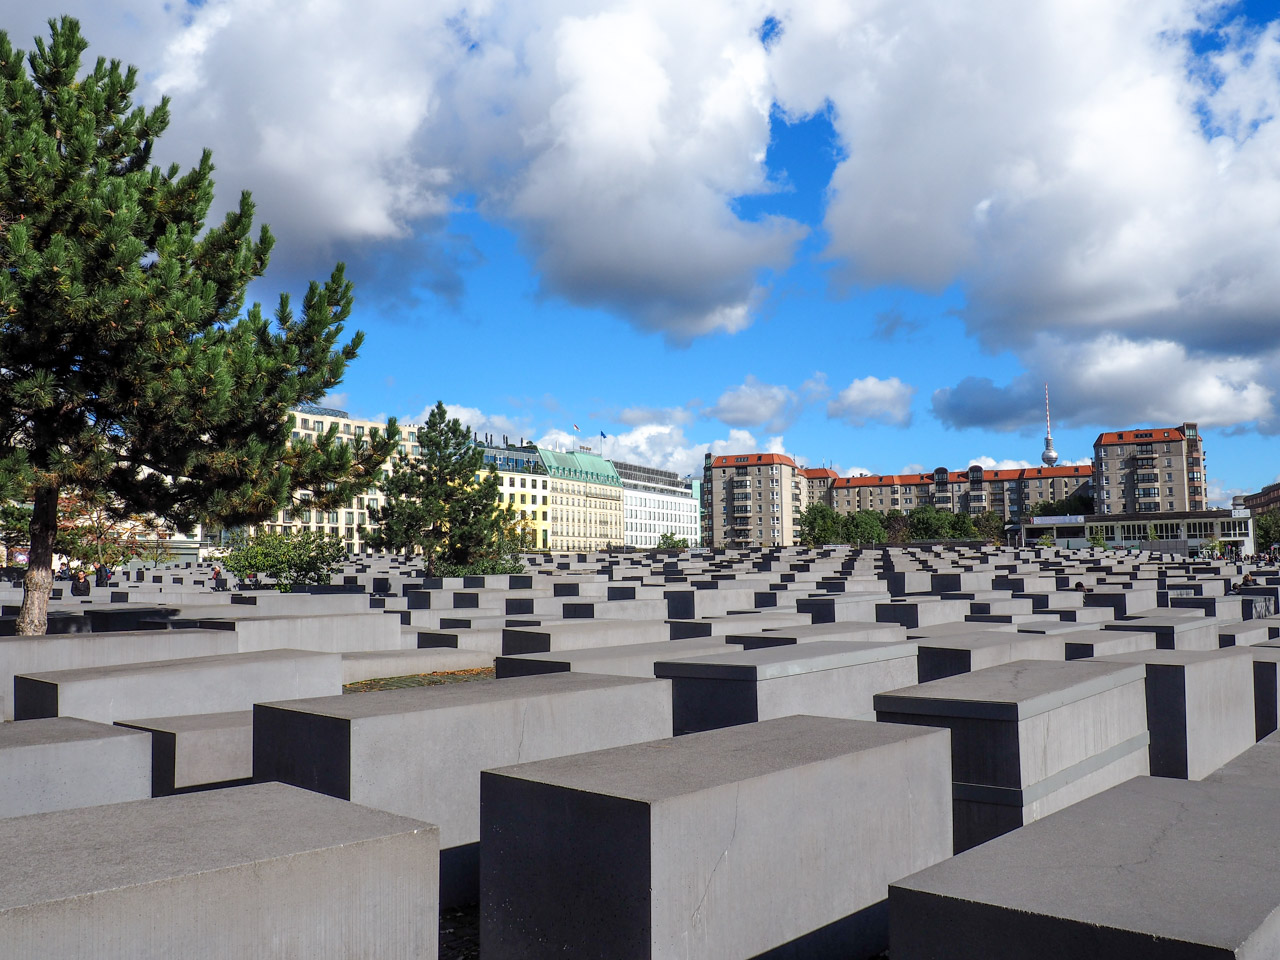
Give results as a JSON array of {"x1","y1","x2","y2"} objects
[
  {"x1": 1241, "y1": 482, "x2": 1280, "y2": 517},
  {"x1": 702, "y1": 453, "x2": 825, "y2": 548},
  {"x1": 538, "y1": 447, "x2": 624, "y2": 551},
  {"x1": 1093, "y1": 423, "x2": 1205, "y2": 515},
  {"x1": 613, "y1": 460, "x2": 701, "y2": 549},
  {"x1": 829, "y1": 464, "x2": 1092, "y2": 521}
]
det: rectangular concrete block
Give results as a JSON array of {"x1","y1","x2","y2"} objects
[
  {"x1": 876, "y1": 659, "x2": 1150, "y2": 852},
  {"x1": 0, "y1": 628, "x2": 240, "y2": 720},
  {"x1": 0, "y1": 717, "x2": 151, "y2": 817},
  {"x1": 890, "y1": 776, "x2": 1280, "y2": 960},
  {"x1": 116, "y1": 711, "x2": 253, "y2": 795},
  {"x1": 14, "y1": 649, "x2": 342, "y2": 724},
  {"x1": 254, "y1": 672, "x2": 673, "y2": 905},
  {"x1": 1093, "y1": 648, "x2": 1257, "y2": 779},
  {"x1": 0, "y1": 781, "x2": 437, "y2": 960},
  {"x1": 482, "y1": 715, "x2": 952, "y2": 960},
  {"x1": 655, "y1": 640, "x2": 919, "y2": 734}
]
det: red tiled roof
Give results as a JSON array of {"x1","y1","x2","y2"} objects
[
  {"x1": 710, "y1": 453, "x2": 798, "y2": 469},
  {"x1": 1095, "y1": 426, "x2": 1185, "y2": 446},
  {"x1": 801, "y1": 467, "x2": 839, "y2": 479},
  {"x1": 832, "y1": 464, "x2": 1090, "y2": 489}
]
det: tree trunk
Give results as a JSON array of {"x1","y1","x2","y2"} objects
[{"x1": 16, "y1": 484, "x2": 59, "y2": 636}]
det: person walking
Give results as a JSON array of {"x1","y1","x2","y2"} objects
[{"x1": 94, "y1": 561, "x2": 111, "y2": 588}]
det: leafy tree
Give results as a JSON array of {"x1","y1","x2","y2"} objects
[
  {"x1": 974, "y1": 510, "x2": 1005, "y2": 545},
  {"x1": 1255, "y1": 511, "x2": 1280, "y2": 552},
  {"x1": 1031, "y1": 491, "x2": 1094, "y2": 518},
  {"x1": 367, "y1": 402, "x2": 512, "y2": 577},
  {"x1": 884, "y1": 509, "x2": 909, "y2": 545},
  {"x1": 134, "y1": 533, "x2": 175, "y2": 568},
  {"x1": 1035, "y1": 532, "x2": 1056, "y2": 548},
  {"x1": 0, "y1": 503, "x2": 32, "y2": 561},
  {"x1": 1087, "y1": 530, "x2": 1108, "y2": 549},
  {"x1": 948, "y1": 511, "x2": 977, "y2": 539},
  {"x1": 54, "y1": 490, "x2": 154, "y2": 566},
  {"x1": 842, "y1": 510, "x2": 886, "y2": 545},
  {"x1": 797, "y1": 503, "x2": 843, "y2": 546},
  {"x1": 0, "y1": 19, "x2": 397, "y2": 633},
  {"x1": 656, "y1": 532, "x2": 689, "y2": 550},
  {"x1": 221, "y1": 529, "x2": 345, "y2": 592},
  {"x1": 908, "y1": 504, "x2": 952, "y2": 540}
]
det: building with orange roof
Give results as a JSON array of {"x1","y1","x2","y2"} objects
[
  {"x1": 701, "y1": 452, "x2": 818, "y2": 547},
  {"x1": 828, "y1": 463, "x2": 1092, "y2": 522},
  {"x1": 1092, "y1": 422, "x2": 1205, "y2": 515}
]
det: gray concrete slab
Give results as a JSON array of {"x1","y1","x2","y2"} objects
[
  {"x1": 876, "y1": 660, "x2": 1149, "y2": 852},
  {"x1": 890, "y1": 776, "x2": 1280, "y2": 960},
  {"x1": 482, "y1": 715, "x2": 952, "y2": 960},
  {"x1": 254, "y1": 672, "x2": 673, "y2": 906},
  {"x1": 0, "y1": 781, "x2": 438, "y2": 960},
  {"x1": 14, "y1": 649, "x2": 342, "y2": 724},
  {"x1": 116, "y1": 711, "x2": 253, "y2": 795},
  {"x1": 1092, "y1": 648, "x2": 1255, "y2": 779},
  {"x1": 0, "y1": 628, "x2": 239, "y2": 720},
  {"x1": 913, "y1": 631, "x2": 1067, "y2": 683},
  {"x1": 655, "y1": 640, "x2": 920, "y2": 734},
  {"x1": 0, "y1": 717, "x2": 151, "y2": 817}
]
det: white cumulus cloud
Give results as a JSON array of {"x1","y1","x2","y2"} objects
[
  {"x1": 708, "y1": 376, "x2": 803, "y2": 431},
  {"x1": 827, "y1": 376, "x2": 916, "y2": 427}
]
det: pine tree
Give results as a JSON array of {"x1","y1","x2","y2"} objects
[
  {"x1": 367, "y1": 402, "x2": 514, "y2": 577},
  {"x1": 0, "y1": 18, "x2": 397, "y2": 633}
]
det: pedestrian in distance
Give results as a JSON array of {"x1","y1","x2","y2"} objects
[{"x1": 70, "y1": 569, "x2": 91, "y2": 597}]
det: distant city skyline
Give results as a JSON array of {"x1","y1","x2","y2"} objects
[{"x1": 6, "y1": 1, "x2": 1278, "y2": 504}]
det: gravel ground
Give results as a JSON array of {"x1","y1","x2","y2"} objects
[
  {"x1": 439, "y1": 906, "x2": 481, "y2": 959},
  {"x1": 342, "y1": 667, "x2": 494, "y2": 693}
]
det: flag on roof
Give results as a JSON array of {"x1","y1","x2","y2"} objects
[{"x1": 573, "y1": 423, "x2": 580, "y2": 431}]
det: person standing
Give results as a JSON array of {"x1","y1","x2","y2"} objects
[
  {"x1": 93, "y1": 561, "x2": 111, "y2": 587},
  {"x1": 70, "y1": 569, "x2": 91, "y2": 597}
]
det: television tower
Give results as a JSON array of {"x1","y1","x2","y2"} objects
[{"x1": 1041, "y1": 383, "x2": 1059, "y2": 467}]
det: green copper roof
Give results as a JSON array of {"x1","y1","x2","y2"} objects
[{"x1": 536, "y1": 447, "x2": 623, "y2": 486}]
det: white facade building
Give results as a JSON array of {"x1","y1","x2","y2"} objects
[{"x1": 614, "y1": 460, "x2": 701, "y2": 549}]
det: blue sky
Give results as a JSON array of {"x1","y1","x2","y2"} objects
[{"x1": 5, "y1": 0, "x2": 1280, "y2": 498}]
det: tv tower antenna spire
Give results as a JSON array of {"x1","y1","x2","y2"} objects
[{"x1": 1041, "y1": 383, "x2": 1059, "y2": 467}]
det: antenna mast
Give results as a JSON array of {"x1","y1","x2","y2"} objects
[{"x1": 1041, "y1": 383, "x2": 1059, "y2": 467}]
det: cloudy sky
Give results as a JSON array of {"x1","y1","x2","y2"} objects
[{"x1": 7, "y1": 0, "x2": 1280, "y2": 499}]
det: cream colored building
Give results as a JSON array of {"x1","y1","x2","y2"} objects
[{"x1": 538, "y1": 447, "x2": 624, "y2": 551}]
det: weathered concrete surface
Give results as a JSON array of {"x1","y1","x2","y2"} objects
[
  {"x1": 0, "y1": 781, "x2": 438, "y2": 960},
  {"x1": 891, "y1": 776, "x2": 1280, "y2": 960},
  {"x1": 254, "y1": 672, "x2": 672, "y2": 906},
  {"x1": 0, "y1": 717, "x2": 151, "y2": 817},
  {"x1": 14, "y1": 649, "x2": 342, "y2": 724},
  {"x1": 116, "y1": 711, "x2": 253, "y2": 795},
  {"x1": 655, "y1": 640, "x2": 919, "y2": 733},
  {"x1": 1093, "y1": 648, "x2": 1255, "y2": 779},
  {"x1": 876, "y1": 660, "x2": 1149, "y2": 852},
  {"x1": 482, "y1": 715, "x2": 952, "y2": 960}
]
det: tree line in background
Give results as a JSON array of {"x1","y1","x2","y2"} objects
[{"x1": 797, "y1": 502, "x2": 1008, "y2": 547}]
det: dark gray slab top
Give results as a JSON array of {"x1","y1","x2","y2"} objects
[
  {"x1": 893, "y1": 776, "x2": 1280, "y2": 951},
  {"x1": 484, "y1": 714, "x2": 944, "y2": 802},
  {"x1": 874, "y1": 659, "x2": 1145, "y2": 720},
  {"x1": 258, "y1": 672, "x2": 667, "y2": 719},
  {"x1": 0, "y1": 781, "x2": 434, "y2": 912}
]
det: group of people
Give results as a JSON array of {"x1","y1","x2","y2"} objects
[{"x1": 57, "y1": 561, "x2": 113, "y2": 596}]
